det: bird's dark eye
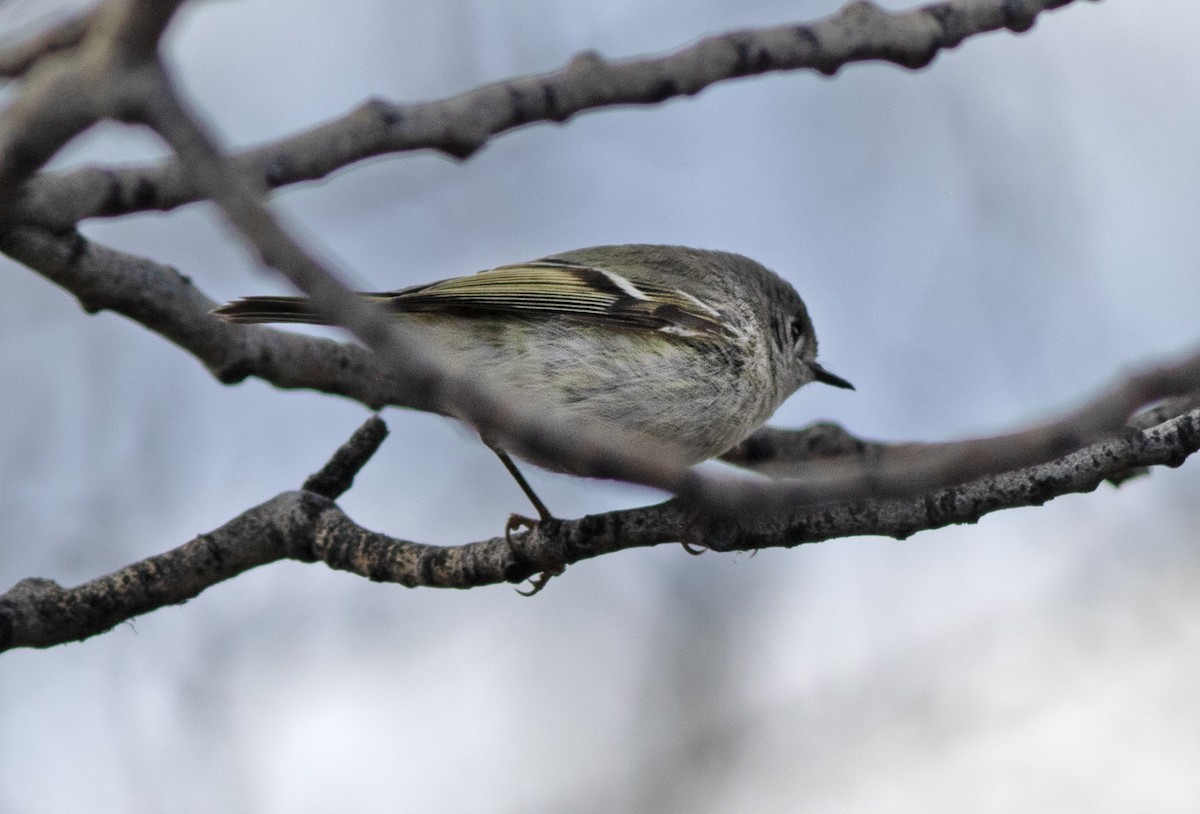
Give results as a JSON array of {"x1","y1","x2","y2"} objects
[{"x1": 789, "y1": 316, "x2": 807, "y2": 350}]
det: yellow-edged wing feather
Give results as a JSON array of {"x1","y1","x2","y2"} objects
[
  {"x1": 212, "y1": 258, "x2": 734, "y2": 338},
  {"x1": 371, "y1": 260, "x2": 731, "y2": 339}
]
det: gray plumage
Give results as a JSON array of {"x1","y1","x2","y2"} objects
[{"x1": 213, "y1": 244, "x2": 851, "y2": 473}]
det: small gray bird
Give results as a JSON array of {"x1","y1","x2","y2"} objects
[{"x1": 213, "y1": 244, "x2": 852, "y2": 507}]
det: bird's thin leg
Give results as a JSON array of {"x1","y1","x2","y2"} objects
[
  {"x1": 490, "y1": 446, "x2": 553, "y2": 522},
  {"x1": 490, "y1": 446, "x2": 561, "y2": 595}
]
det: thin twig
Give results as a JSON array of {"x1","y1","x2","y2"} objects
[
  {"x1": 0, "y1": 0, "x2": 187, "y2": 217},
  {"x1": 302, "y1": 415, "x2": 389, "y2": 499}
]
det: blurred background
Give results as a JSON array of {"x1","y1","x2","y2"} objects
[{"x1": 2, "y1": 0, "x2": 1199, "y2": 811}]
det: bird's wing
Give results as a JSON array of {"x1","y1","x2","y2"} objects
[{"x1": 371, "y1": 260, "x2": 732, "y2": 339}]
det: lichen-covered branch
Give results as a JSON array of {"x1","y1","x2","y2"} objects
[{"x1": 3, "y1": 406, "x2": 1195, "y2": 652}]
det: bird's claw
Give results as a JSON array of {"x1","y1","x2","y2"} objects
[
  {"x1": 505, "y1": 513, "x2": 539, "y2": 545},
  {"x1": 505, "y1": 513, "x2": 563, "y2": 596}
]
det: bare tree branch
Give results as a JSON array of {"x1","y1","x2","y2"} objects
[
  {"x1": 0, "y1": 9, "x2": 95, "y2": 79},
  {"x1": 7, "y1": 217, "x2": 1200, "y2": 521},
  {"x1": 0, "y1": 225, "x2": 412, "y2": 411},
  {"x1": 0, "y1": 0, "x2": 1139, "y2": 519},
  {"x1": 103, "y1": 48, "x2": 1200, "y2": 518},
  {"x1": 722, "y1": 396, "x2": 1200, "y2": 485},
  {"x1": 8, "y1": 0, "x2": 1093, "y2": 231},
  {"x1": 0, "y1": 0, "x2": 186, "y2": 216},
  {"x1": 4, "y1": 406, "x2": 1196, "y2": 652},
  {"x1": 720, "y1": 422, "x2": 886, "y2": 472},
  {"x1": 124, "y1": 55, "x2": 705, "y2": 503},
  {"x1": 683, "y1": 346, "x2": 1200, "y2": 513},
  {"x1": 302, "y1": 415, "x2": 389, "y2": 498},
  {"x1": 0, "y1": 417, "x2": 394, "y2": 651},
  {"x1": 695, "y1": 408, "x2": 1200, "y2": 550},
  {"x1": 2, "y1": 0, "x2": 1194, "y2": 653}
]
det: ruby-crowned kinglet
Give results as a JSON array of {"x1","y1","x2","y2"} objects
[{"x1": 212, "y1": 244, "x2": 852, "y2": 475}]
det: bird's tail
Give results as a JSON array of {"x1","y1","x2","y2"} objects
[{"x1": 210, "y1": 296, "x2": 326, "y2": 324}]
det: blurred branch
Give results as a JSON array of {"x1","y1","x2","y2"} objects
[
  {"x1": 109, "y1": 52, "x2": 708, "y2": 508},
  {"x1": 2, "y1": 0, "x2": 1196, "y2": 651},
  {"x1": 7, "y1": 220, "x2": 1200, "y2": 519},
  {"x1": 721, "y1": 397, "x2": 1200, "y2": 483},
  {"x1": 4, "y1": 406, "x2": 1196, "y2": 652},
  {"x1": 720, "y1": 422, "x2": 887, "y2": 473},
  {"x1": 681, "y1": 346, "x2": 1200, "y2": 515},
  {"x1": 0, "y1": 0, "x2": 1135, "y2": 515},
  {"x1": 695, "y1": 408, "x2": 1200, "y2": 549},
  {"x1": 9, "y1": 0, "x2": 1091, "y2": 230},
  {"x1": 0, "y1": 9, "x2": 95, "y2": 79},
  {"x1": 0, "y1": 225, "x2": 415, "y2": 411},
  {"x1": 0, "y1": 0, "x2": 186, "y2": 216}
]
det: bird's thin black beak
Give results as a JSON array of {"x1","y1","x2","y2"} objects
[{"x1": 811, "y1": 362, "x2": 854, "y2": 390}]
